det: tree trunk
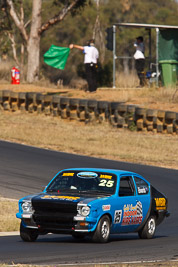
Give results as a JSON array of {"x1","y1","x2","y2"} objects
[{"x1": 27, "y1": 0, "x2": 42, "y2": 83}]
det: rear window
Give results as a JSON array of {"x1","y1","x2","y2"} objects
[{"x1": 134, "y1": 176, "x2": 149, "y2": 195}]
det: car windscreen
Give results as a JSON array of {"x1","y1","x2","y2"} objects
[{"x1": 46, "y1": 171, "x2": 117, "y2": 195}]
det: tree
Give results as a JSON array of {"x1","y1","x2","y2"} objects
[{"x1": 4, "y1": 0, "x2": 89, "y2": 82}]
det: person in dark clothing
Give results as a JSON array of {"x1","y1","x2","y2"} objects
[
  {"x1": 69, "y1": 39, "x2": 99, "y2": 92},
  {"x1": 134, "y1": 36, "x2": 145, "y2": 87}
]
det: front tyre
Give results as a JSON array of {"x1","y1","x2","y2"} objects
[
  {"x1": 138, "y1": 216, "x2": 156, "y2": 239},
  {"x1": 20, "y1": 221, "x2": 38, "y2": 242},
  {"x1": 92, "y1": 215, "x2": 110, "y2": 243}
]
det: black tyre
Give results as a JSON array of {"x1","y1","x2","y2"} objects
[
  {"x1": 60, "y1": 97, "x2": 69, "y2": 106},
  {"x1": 79, "y1": 99, "x2": 88, "y2": 108},
  {"x1": 52, "y1": 95, "x2": 61, "y2": 104},
  {"x1": 36, "y1": 93, "x2": 44, "y2": 102},
  {"x1": 165, "y1": 111, "x2": 176, "y2": 121},
  {"x1": 97, "y1": 101, "x2": 108, "y2": 110},
  {"x1": 146, "y1": 109, "x2": 157, "y2": 117},
  {"x1": 20, "y1": 222, "x2": 38, "y2": 242},
  {"x1": 10, "y1": 91, "x2": 19, "y2": 99},
  {"x1": 157, "y1": 110, "x2": 165, "y2": 119},
  {"x1": 88, "y1": 100, "x2": 97, "y2": 109},
  {"x1": 109, "y1": 102, "x2": 123, "y2": 111},
  {"x1": 19, "y1": 92, "x2": 26, "y2": 100},
  {"x1": 69, "y1": 98, "x2": 80, "y2": 107},
  {"x1": 127, "y1": 105, "x2": 136, "y2": 114},
  {"x1": 117, "y1": 104, "x2": 127, "y2": 113},
  {"x1": 44, "y1": 95, "x2": 52, "y2": 102},
  {"x1": 135, "y1": 107, "x2": 147, "y2": 116},
  {"x1": 26, "y1": 92, "x2": 36, "y2": 100},
  {"x1": 2, "y1": 90, "x2": 11, "y2": 98},
  {"x1": 92, "y1": 215, "x2": 110, "y2": 243},
  {"x1": 138, "y1": 216, "x2": 156, "y2": 239}
]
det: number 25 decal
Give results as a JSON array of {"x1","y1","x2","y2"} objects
[{"x1": 99, "y1": 179, "x2": 114, "y2": 187}]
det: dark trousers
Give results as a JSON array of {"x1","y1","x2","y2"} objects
[
  {"x1": 135, "y1": 59, "x2": 145, "y2": 86},
  {"x1": 85, "y1": 63, "x2": 97, "y2": 92}
]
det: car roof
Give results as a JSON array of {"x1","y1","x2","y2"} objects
[{"x1": 61, "y1": 168, "x2": 141, "y2": 177}]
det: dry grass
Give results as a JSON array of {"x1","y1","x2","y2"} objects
[
  {"x1": 0, "y1": 61, "x2": 14, "y2": 82},
  {"x1": 116, "y1": 71, "x2": 139, "y2": 88},
  {"x1": 0, "y1": 111, "x2": 177, "y2": 170},
  {"x1": 0, "y1": 197, "x2": 19, "y2": 232}
]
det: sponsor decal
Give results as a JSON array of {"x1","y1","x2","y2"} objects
[
  {"x1": 99, "y1": 179, "x2": 114, "y2": 187},
  {"x1": 122, "y1": 201, "x2": 143, "y2": 225},
  {"x1": 114, "y1": 210, "x2": 122, "y2": 224},
  {"x1": 62, "y1": 173, "x2": 74, "y2": 176},
  {"x1": 154, "y1": 198, "x2": 166, "y2": 210},
  {"x1": 77, "y1": 172, "x2": 98, "y2": 178},
  {"x1": 100, "y1": 174, "x2": 112, "y2": 179},
  {"x1": 102, "y1": 204, "x2": 111, "y2": 211},
  {"x1": 41, "y1": 195, "x2": 80, "y2": 201},
  {"x1": 137, "y1": 186, "x2": 148, "y2": 194}
]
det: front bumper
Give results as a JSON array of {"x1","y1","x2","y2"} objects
[{"x1": 17, "y1": 212, "x2": 98, "y2": 233}]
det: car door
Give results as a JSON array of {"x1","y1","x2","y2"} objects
[{"x1": 112, "y1": 175, "x2": 140, "y2": 233}]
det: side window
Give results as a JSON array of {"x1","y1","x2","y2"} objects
[
  {"x1": 134, "y1": 176, "x2": 149, "y2": 195},
  {"x1": 119, "y1": 176, "x2": 135, "y2": 197}
]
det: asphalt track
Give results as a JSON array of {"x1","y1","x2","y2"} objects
[{"x1": 0, "y1": 140, "x2": 178, "y2": 265}]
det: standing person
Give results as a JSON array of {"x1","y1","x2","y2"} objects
[
  {"x1": 134, "y1": 36, "x2": 145, "y2": 87},
  {"x1": 69, "y1": 39, "x2": 99, "y2": 92}
]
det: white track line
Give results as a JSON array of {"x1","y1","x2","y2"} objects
[{"x1": 0, "y1": 231, "x2": 19, "y2": 236}]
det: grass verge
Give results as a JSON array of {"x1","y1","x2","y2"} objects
[
  {"x1": 0, "y1": 111, "x2": 177, "y2": 170},
  {"x1": 0, "y1": 197, "x2": 19, "y2": 232}
]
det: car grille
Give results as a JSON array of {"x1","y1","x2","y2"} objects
[{"x1": 32, "y1": 198, "x2": 78, "y2": 231}]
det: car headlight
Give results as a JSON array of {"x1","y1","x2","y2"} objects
[
  {"x1": 78, "y1": 205, "x2": 90, "y2": 217},
  {"x1": 21, "y1": 201, "x2": 32, "y2": 213}
]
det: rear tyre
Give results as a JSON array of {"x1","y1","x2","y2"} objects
[
  {"x1": 92, "y1": 215, "x2": 110, "y2": 243},
  {"x1": 138, "y1": 216, "x2": 156, "y2": 239},
  {"x1": 20, "y1": 221, "x2": 38, "y2": 242}
]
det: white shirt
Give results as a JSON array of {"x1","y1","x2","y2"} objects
[
  {"x1": 83, "y1": 46, "x2": 99, "y2": 64},
  {"x1": 134, "y1": 42, "x2": 145, "y2": 60}
]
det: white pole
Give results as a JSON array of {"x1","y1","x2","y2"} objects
[
  {"x1": 113, "y1": 25, "x2": 116, "y2": 88},
  {"x1": 156, "y1": 27, "x2": 159, "y2": 87}
]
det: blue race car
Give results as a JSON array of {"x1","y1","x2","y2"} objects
[{"x1": 16, "y1": 168, "x2": 170, "y2": 243}]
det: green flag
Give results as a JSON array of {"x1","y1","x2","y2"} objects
[{"x1": 44, "y1": 45, "x2": 70, "y2": 70}]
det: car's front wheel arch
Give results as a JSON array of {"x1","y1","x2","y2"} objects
[{"x1": 92, "y1": 214, "x2": 111, "y2": 243}]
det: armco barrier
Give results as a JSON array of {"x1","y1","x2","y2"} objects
[{"x1": 0, "y1": 90, "x2": 177, "y2": 135}]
